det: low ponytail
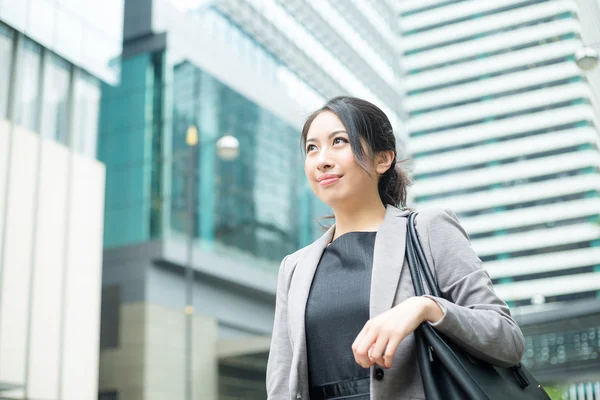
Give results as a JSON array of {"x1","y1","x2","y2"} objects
[{"x1": 378, "y1": 157, "x2": 411, "y2": 209}]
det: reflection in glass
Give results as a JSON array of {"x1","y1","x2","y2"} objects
[
  {"x1": 72, "y1": 71, "x2": 101, "y2": 157},
  {"x1": 0, "y1": 24, "x2": 13, "y2": 119},
  {"x1": 16, "y1": 39, "x2": 42, "y2": 131},
  {"x1": 170, "y1": 61, "x2": 302, "y2": 261},
  {"x1": 41, "y1": 54, "x2": 71, "y2": 143}
]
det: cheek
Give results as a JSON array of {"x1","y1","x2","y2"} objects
[
  {"x1": 304, "y1": 157, "x2": 317, "y2": 184},
  {"x1": 304, "y1": 157, "x2": 311, "y2": 177}
]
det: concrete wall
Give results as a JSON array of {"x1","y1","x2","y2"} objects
[
  {"x1": 0, "y1": 118, "x2": 106, "y2": 399},
  {"x1": 99, "y1": 302, "x2": 218, "y2": 400}
]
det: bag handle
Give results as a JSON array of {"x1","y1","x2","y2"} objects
[{"x1": 406, "y1": 212, "x2": 441, "y2": 298}]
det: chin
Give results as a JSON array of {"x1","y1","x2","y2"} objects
[{"x1": 317, "y1": 193, "x2": 348, "y2": 209}]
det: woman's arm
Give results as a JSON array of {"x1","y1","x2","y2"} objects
[
  {"x1": 417, "y1": 208, "x2": 525, "y2": 367},
  {"x1": 266, "y1": 255, "x2": 293, "y2": 399}
]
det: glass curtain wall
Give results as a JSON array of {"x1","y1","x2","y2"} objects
[
  {"x1": 41, "y1": 53, "x2": 71, "y2": 144},
  {"x1": 16, "y1": 39, "x2": 42, "y2": 131},
  {"x1": 72, "y1": 71, "x2": 102, "y2": 157},
  {"x1": 101, "y1": 49, "x2": 312, "y2": 263},
  {"x1": 0, "y1": 23, "x2": 13, "y2": 119},
  {"x1": 0, "y1": 22, "x2": 102, "y2": 156},
  {"x1": 170, "y1": 58, "x2": 304, "y2": 262}
]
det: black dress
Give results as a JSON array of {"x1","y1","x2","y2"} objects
[{"x1": 305, "y1": 231, "x2": 377, "y2": 400}]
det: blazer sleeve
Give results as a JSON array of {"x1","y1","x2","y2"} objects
[
  {"x1": 416, "y1": 208, "x2": 526, "y2": 368},
  {"x1": 266, "y1": 255, "x2": 292, "y2": 399}
]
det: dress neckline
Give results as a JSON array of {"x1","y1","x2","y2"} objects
[{"x1": 327, "y1": 230, "x2": 377, "y2": 247}]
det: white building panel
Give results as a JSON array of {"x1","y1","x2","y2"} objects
[
  {"x1": 400, "y1": 0, "x2": 527, "y2": 33},
  {"x1": 413, "y1": 150, "x2": 600, "y2": 198},
  {"x1": 404, "y1": 39, "x2": 581, "y2": 91},
  {"x1": 485, "y1": 247, "x2": 600, "y2": 279},
  {"x1": 408, "y1": 82, "x2": 590, "y2": 133},
  {"x1": 421, "y1": 173, "x2": 600, "y2": 214},
  {"x1": 403, "y1": 18, "x2": 580, "y2": 71},
  {"x1": 494, "y1": 272, "x2": 600, "y2": 301},
  {"x1": 402, "y1": 0, "x2": 576, "y2": 52},
  {"x1": 0, "y1": 126, "x2": 39, "y2": 387},
  {"x1": 0, "y1": 119, "x2": 10, "y2": 270},
  {"x1": 472, "y1": 223, "x2": 600, "y2": 258},
  {"x1": 61, "y1": 154, "x2": 105, "y2": 400},
  {"x1": 410, "y1": 105, "x2": 595, "y2": 154},
  {"x1": 397, "y1": 0, "x2": 449, "y2": 14},
  {"x1": 414, "y1": 127, "x2": 597, "y2": 175},
  {"x1": 461, "y1": 197, "x2": 600, "y2": 235},
  {"x1": 26, "y1": 139, "x2": 70, "y2": 399},
  {"x1": 406, "y1": 62, "x2": 582, "y2": 112}
]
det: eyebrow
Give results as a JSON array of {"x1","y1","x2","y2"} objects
[{"x1": 306, "y1": 130, "x2": 348, "y2": 143}]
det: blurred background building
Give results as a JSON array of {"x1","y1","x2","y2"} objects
[
  {"x1": 97, "y1": 0, "x2": 401, "y2": 399},
  {"x1": 0, "y1": 0, "x2": 123, "y2": 399},
  {"x1": 2, "y1": 0, "x2": 600, "y2": 399},
  {"x1": 400, "y1": 0, "x2": 600, "y2": 397}
]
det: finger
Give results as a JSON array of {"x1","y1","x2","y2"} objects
[
  {"x1": 352, "y1": 324, "x2": 369, "y2": 354},
  {"x1": 383, "y1": 335, "x2": 403, "y2": 369},
  {"x1": 354, "y1": 327, "x2": 379, "y2": 368},
  {"x1": 370, "y1": 332, "x2": 390, "y2": 367},
  {"x1": 352, "y1": 322, "x2": 372, "y2": 366}
]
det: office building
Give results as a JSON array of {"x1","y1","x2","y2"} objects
[
  {"x1": 400, "y1": 0, "x2": 600, "y2": 308},
  {"x1": 0, "y1": 0, "x2": 123, "y2": 399}
]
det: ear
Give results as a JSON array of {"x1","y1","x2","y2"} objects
[{"x1": 375, "y1": 150, "x2": 395, "y2": 175}]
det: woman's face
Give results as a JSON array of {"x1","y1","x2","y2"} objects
[{"x1": 304, "y1": 111, "x2": 378, "y2": 208}]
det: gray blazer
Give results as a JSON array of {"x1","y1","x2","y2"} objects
[{"x1": 266, "y1": 206, "x2": 525, "y2": 400}]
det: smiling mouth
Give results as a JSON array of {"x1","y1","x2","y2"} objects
[{"x1": 319, "y1": 176, "x2": 341, "y2": 186}]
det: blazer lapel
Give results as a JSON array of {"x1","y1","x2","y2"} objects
[
  {"x1": 288, "y1": 225, "x2": 334, "y2": 389},
  {"x1": 370, "y1": 206, "x2": 410, "y2": 318}
]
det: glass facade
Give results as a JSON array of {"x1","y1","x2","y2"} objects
[
  {"x1": 99, "y1": 50, "x2": 319, "y2": 263},
  {"x1": 41, "y1": 53, "x2": 71, "y2": 144},
  {"x1": 16, "y1": 38, "x2": 42, "y2": 131},
  {"x1": 0, "y1": 0, "x2": 124, "y2": 84},
  {"x1": 72, "y1": 71, "x2": 102, "y2": 156},
  {"x1": 0, "y1": 21, "x2": 105, "y2": 158},
  {"x1": 0, "y1": 23, "x2": 12, "y2": 118}
]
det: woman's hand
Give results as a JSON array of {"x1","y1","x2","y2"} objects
[{"x1": 351, "y1": 296, "x2": 444, "y2": 369}]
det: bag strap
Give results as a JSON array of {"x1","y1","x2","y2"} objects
[{"x1": 406, "y1": 212, "x2": 441, "y2": 298}]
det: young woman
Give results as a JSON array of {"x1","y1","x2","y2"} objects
[{"x1": 266, "y1": 96, "x2": 525, "y2": 400}]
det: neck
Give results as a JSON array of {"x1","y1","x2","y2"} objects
[{"x1": 331, "y1": 198, "x2": 387, "y2": 241}]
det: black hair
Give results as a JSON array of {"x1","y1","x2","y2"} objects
[{"x1": 301, "y1": 96, "x2": 411, "y2": 209}]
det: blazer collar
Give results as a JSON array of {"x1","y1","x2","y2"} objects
[{"x1": 370, "y1": 205, "x2": 410, "y2": 317}]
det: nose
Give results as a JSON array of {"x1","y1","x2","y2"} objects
[{"x1": 316, "y1": 148, "x2": 334, "y2": 171}]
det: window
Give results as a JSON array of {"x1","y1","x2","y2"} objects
[
  {"x1": 72, "y1": 71, "x2": 101, "y2": 157},
  {"x1": 0, "y1": 24, "x2": 13, "y2": 119},
  {"x1": 100, "y1": 285, "x2": 120, "y2": 349},
  {"x1": 15, "y1": 39, "x2": 42, "y2": 131},
  {"x1": 41, "y1": 53, "x2": 71, "y2": 144}
]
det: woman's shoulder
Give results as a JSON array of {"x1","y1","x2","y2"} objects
[{"x1": 413, "y1": 207, "x2": 460, "y2": 227}]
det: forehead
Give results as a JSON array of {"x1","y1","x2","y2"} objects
[{"x1": 307, "y1": 111, "x2": 346, "y2": 138}]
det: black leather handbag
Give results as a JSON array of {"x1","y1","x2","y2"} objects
[{"x1": 405, "y1": 212, "x2": 551, "y2": 400}]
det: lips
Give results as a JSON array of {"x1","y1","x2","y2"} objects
[{"x1": 317, "y1": 174, "x2": 342, "y2": 186}]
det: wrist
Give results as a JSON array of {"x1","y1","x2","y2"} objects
[{"x1": 419, "y1": 296, "x2": 444, "y2": 323}]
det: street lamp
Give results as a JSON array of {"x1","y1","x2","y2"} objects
[
  {"x1": 184, "y1": 125, "x2": 239, "y2": 400},
  {"x1": 575, "y1": 46, "x2": 599, "y2": 71}
]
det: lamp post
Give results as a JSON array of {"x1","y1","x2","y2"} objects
[{"x1": 184, "y1": 125, "x2": 239, "y2": 400}]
